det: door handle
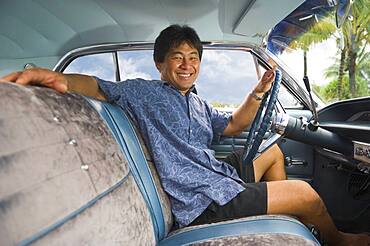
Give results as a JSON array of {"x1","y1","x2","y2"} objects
[{"x1": 285, "y1": 156, "x2": 307, "y2": 166}]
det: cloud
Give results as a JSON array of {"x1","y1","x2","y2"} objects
[
  {"x1": 197, "y1": 50, "x2": 259, "y2": 105},
  {"x1": 201, "y1": 50, "x2": 255, "y2": 81},
  {"x1": 118, "y1": 50, "x2": 160, "y2": 81},
  {"x1": 64, "y1": 53, "x2": 115, "y2": 81},
  {"x1": 119, "y1": 56, "x2": 153, "y2": 80}
]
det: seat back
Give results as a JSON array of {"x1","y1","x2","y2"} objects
[
  {"x1": 132, "y1": 121, "x2": 174, "y2": 235},
  {"x1": 85, "y1": 99, "x2": 173, "y2": 241},
  {"x1": 0, "y1": 83, "x2": 156, "y2": 245}
]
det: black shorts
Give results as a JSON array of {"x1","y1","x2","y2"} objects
[{"x1": 189, "y1": 150, "x2": 267, "y2": 226}]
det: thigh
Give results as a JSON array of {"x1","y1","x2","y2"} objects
[
  {"x1": 189, "y1": 182, "x2": 268, "y2": 226},
  {"x1": 266, "y1": 180, "x2": 320, "y2": 216}
]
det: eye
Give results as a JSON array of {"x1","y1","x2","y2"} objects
[{"x1": 172, "y1": 55, "x2": 183, "y2": 61}]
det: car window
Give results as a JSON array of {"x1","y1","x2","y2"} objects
[
  {"x1": 278, "y1": 86, "x2": 303, "y2": 109},
  {"x1": 258, "y1": 64, "x2": 303, "y2": 109},
  {"x1": 63, "y1": 53, "x2": 116, "y2": 81},
  {"x1": 62, "y1": 48, "x2": 303, "y2": 110},
  {"x1": 117, "y1": 49, "x2": 262, "y2": 110},
  {"x1": 118, "y1": 50, "x2": 160, "y2": 81},
  {"x1": 117, "y1": 49, "x2": 260, "y2": 110}
]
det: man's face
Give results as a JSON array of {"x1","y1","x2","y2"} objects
[{"x1": 156, "y1": 42, "x2": 200, "y2": 95}]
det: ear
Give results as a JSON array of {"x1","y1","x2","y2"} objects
[{"x1": 155, "y1": 62, "x2": 162, "y2": 72}]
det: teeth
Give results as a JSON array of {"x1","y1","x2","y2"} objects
[{"x1": 178, "y1": 73, "x2": 191, "y2": 78}]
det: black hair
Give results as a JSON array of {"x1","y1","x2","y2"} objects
[{"x1": 153, "y1": 24, "x2": 203, "y2": 63}]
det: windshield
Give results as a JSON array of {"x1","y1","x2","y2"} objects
[{"x1": 267, "y1": 0, "x2": 370, "y2": 105}]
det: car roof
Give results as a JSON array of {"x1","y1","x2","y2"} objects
[{"x1": 0, "y1": 0, "x2": 304, "y2": 75}]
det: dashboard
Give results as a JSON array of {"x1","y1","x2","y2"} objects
[{"x1": 318, "y1": 97, "x2": 370, "y2": 166}]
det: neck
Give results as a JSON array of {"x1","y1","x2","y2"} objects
[
  {"x1": 161, "y1": 79, "x2": 192, "y2": 96},
  {"x1": 179, "y1": 89, "x2": 190, "y2": 95}
]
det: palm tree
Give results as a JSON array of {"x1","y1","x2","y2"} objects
[
  {"x1": 289, "y1": 17, "x2": 336, "y2": 77},
  {"x1": 344, "y1": 0, "x2": 370, "y2": 97},
  {"x1": 288, "y1": 1, "x2": 369, "y2": 101},
  {"x1": 323, "y1": 0, "x2": 369, "y2": 100},
  {"x1": 324, "y1": 49, "x2": 370, "y2": 100},
  {"x1": 335, "y1": 30, "x2": 349, "y2": 99}
]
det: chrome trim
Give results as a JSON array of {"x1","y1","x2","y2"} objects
[
  {"x1": 53, "y1": 41, "x2": 311, "y2": 108},
  {"x1": 54, "y1": 41, "x2": 261, "y2": 72},
  {"x1": 273, "y1": 113, "x2": 290, "y2": 135},
  {"x1": 258, "y1": 133, "x2": 282, "y2": 153},
  {"x1": 353, "y1": 141, "x2": 370, "y2": 165},
  {"x1": 24, "y1": 63, "x2": 37, "y2": 70},
  {"x1": 53, "y1": 42, "x2": 155, "y2": 72}
]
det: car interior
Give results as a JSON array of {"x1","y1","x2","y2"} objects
[{"x1": 0, "y1": 0, "x2": 369, "y2": 245}]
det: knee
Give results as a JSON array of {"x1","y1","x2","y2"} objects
[
  {"x1": 296, "y1": 181, "x2": 327, "y2": 216},
  {"x1": 271, "y1": 144, "x2": 284, "y2": 163}
]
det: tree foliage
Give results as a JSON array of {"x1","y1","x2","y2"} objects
[
  {"x1": 344, "y1": 0, "x2": 370, "y2": 97},
  {"x1": 295, "y1": 0, "x2": 370, "y2": 102},
  {"x1": 319, "y1": 76, "x2": 369, "y2": 103}
]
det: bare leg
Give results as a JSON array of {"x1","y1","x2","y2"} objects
[
  {"x1": 266, "y1": 180, "x2": 370, "y2": 246},
  {"x1": 253, "y1": 144, "x2": 286, "y2": 182}
]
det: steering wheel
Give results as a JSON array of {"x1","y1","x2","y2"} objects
[{"x1": 241, "y1": 69, "x2": 282, "y2": 183}]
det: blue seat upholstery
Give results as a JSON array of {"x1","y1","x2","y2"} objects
[
  {"x1": 85, "y1": 98, "x2": 320, "y2": 245},
  {"x1": 161, "y1": 215, "x2": 318, "y2": 245},
  {"x1": 85, "y1": 98, "x2": 167, "y2": 242},
  {"x1": 0, "y1": 84, "x2": 157, "y2": 245}
]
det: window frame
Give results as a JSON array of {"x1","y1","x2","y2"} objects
[{"x1": 55, "y1": 42, "x2": 312, "y2": 111}]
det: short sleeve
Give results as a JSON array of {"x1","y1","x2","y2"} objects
[
  {"x1": 97, "y1": 77, "x2": 152, "y2": 105},
  {"x1": 96, "y1": 77, "x2": 124, "y2": 103},
  {"x1": 204, "y1": 100, "x2": 232, "y2": 136}
]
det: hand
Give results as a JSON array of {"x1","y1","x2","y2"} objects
[
  {"x1": 253, "y1": 68, "x2": 276, "y2": 94},
  {"x1": 0, "y1": 68, "x2": 68, "y2": 93}
]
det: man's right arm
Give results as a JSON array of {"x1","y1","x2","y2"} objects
[{"x1": 0, "y1": 68, "x2": 106, "y2": 101}]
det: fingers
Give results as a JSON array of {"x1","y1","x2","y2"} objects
[
  {"x1": 254, "y1": 69, "x2": 275, "y2": 94},
  {"x1": 0, "y1": 70, "x2": 38, "y2": 85},
  {"x1": 15, "y1": 69, "x2": 40, "y2": 85},
  {"x1": 264, "y1": 70, "x2": 275, "y2": 81},
  {"x1": 0, "y1": 71, "x2": 23, "y2": 83},
  {"x1": 0, "y1": 68, "x2": 68, "y2": 93},
  {"x1": 262, "y1": 69, "x2": 275, "y2": 84},
  {"x1": 54, "y1": 82, "x2": 68, "y2": 93}
]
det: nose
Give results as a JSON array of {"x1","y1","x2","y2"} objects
[{"x1": 179, "y1": 58, "x2": 191, "y2": 69}]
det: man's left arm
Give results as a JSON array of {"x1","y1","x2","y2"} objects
[{"x1": 223, "y1": 69, "x2": 276, "y2": 136}]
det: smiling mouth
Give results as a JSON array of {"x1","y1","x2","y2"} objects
[{"x1": 177, "y1": 73, "x2": 192, "y2": 79}]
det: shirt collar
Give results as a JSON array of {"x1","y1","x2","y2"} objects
[{"x1": 162, "y1": 81, "x2": 196, "y2": 96}]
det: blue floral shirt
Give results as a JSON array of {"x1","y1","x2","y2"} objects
[{"x1": 98, "y1": 78, "x2": 245, "y2": 227}]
